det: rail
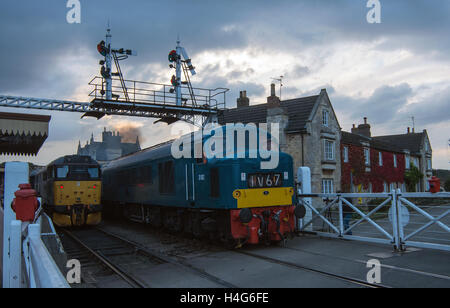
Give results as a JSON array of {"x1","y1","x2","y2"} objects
[{"x1": 88, "y1": 76, "x2": 228, "y2": 110}]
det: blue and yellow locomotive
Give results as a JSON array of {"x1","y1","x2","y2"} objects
[
  {"x1": 102, "y1": 126, "x2": 301, "y2": 246},
  {"x1": 31, "y1": 155, "x2": 102, "y2": 227}
]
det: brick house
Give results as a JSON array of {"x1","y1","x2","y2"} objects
[
  {"x1": 341, "y1": 120, "x2": 406, "y2": 193},
  {"x1": 373, "y1": 128, "x2": 432, "y2": 192},
  {"x1": 342, "y1": 118, "x2": 433, "y2": 193},
  {"x1": 218, "y1": 85, "x2": 341, "y2": 194}
]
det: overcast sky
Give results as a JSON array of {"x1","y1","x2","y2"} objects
[{"x1": 0, "y1": 0, "x2": 449, "y2": 168}]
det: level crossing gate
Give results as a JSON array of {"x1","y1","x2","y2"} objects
[{"x1": 297, "y1": 190, "x2": 450, "y2": 252}]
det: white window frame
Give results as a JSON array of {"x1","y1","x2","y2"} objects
[
  {"x1": 322, "y1": 110, "x2": 329, "y2": 127},
  {"x1": 324, "y1": 140, "x2": 335, "y2": 161},
  {"x1": 364, "y1": 148, "x2": 370, "y2": 166},
  {"x1": 343, "y1": 146, "x2": 349, "y2": 163},
  {"x1": 389, "y1": 183, "x2": 395, "y2": 192},
  {"x1": 378, "y1": 152, "x2": 383, "y2": 166},
  {"x1": 322, "y1": 179, "x2": 334, "y2": 194},
  {"x1": 405, "y1": 155, "x2": 410, "y2": 169},
  {"x1": 393, "y1": 154, "x2": 397, "y2": 168},
  {"x1": 383, "y1": 182, "x2": 388, "y2": 193}
]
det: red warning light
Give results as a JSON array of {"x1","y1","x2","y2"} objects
[
  {"x1": 60, "y1": 185, "x2": 64, "y2": 189},
  {"x1": 93, "y1": 185, "x2": 97, "y2": 189}
]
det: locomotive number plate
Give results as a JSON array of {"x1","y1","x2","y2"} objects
[{"x1": 248, "y1": 173, "x2": 282, "y2": 188}]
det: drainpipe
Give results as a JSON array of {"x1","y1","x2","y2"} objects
[{"x1": 301, "y1": 134, "x2": 304, "y2": 166}]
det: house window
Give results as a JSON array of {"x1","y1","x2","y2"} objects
[
  {"x1": 414, "y1": 157, "x2": 419, "y2": 168},
  {"x1": 343, "y1": 146, "x2": 349, "y2": 163},
  {"x1": 378, "y1": 152, "x2": 383, "y2": 166},
  {"x1": 393, "y1": 154, "x2": 397, "y2": 168},
  {"x1": 364, "y1": 148, "x2": 370, "y2": 166},
  {"x1": 405, "y1": 155, "x2": 410, "y2": 169},
  {"x1": 383, "y1": 182, "x2": 388, "y2": 192},
  {"x1": 322, "y1": 179, "x2": 334, "y2": 194},
  {"x1": 322, "y1": 110, "x2": 329, "y2": 127},
  {"x1": 389, "y1": 183, "x2": 395, "y2": 192},
  {"x1": 427, "y1": 159, "x2": 432, "y2": 170},
  {"x1": 324, "y1": 140, "x2": 334, "y2": 161}
]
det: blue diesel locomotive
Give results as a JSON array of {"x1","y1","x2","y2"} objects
[{"x1": 102, "y1": 126, "x2": 302, "y2": 246}]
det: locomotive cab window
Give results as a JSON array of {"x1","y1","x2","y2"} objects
[
  {"x1": 88, "y1": 167, "x2": 100, "y2": 178},
  {"x1": 159, "y1": 161, "x2": 175, "y2": 194},
  {"x1": 56, "y1": 166, "x2": 69, "y2": 179}
]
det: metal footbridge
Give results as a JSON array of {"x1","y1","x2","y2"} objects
[{"x1": 0, "y1": 78, "x2": 227, "y2": 123}]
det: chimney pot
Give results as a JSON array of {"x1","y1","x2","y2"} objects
[
  {"x1": 364, "y1": 117, "x2": 367, "y2": 124},
  {"x1": 270, "y1": 83, "x2": 276, "y2": 96},
  {"x1": 237, "y1": 90, "x2": 250, "y2": 108},
  {"x1": 407, "y1": 127, "x2": 410, "y2": 134}
]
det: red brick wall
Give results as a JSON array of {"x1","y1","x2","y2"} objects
[{"x1": 341, "y1": 144, "x2": 405, "y2": 193}]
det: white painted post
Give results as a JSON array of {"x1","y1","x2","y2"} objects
[
  {"x1": 338, "y1": 197, "x2": 344, "y2": 236},
  {"x1": 9, "y1": 220, "x2": 22, "y2": 288},
  {"x1": 297, "y1": 167, "x2": 312, "y2": 231},
  {"x1": 3, "y1": 162, "x2": 29, "y2": 288}
]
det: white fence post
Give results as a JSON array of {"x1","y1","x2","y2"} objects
[
  {"x1": 9, "y1": 220, "x2": 22, "y2": 288},
  {"x1": 391, "y1": 189, "x2": 400, "y2": 251},
  {"x1": 338, "y1": 196, "x2": 344, "y2": 237},
  {"x1": 3, "y1": 162, "x2": 29, "y2": 288}
]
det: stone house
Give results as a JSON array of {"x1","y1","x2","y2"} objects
[{"x1": 218, "y1": 85, "x2": 342, "y2": 194}]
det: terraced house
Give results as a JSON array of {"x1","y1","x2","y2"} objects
[{"x1": 341, "y1": 118, "x2": 432, "y2": 193}]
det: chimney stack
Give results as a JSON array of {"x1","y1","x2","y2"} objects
[
  {"x1": 407, "y1": 127, "x2": 410, "y2": 134},
  {"x1": 351, "y1": 117, "x2": 371, "y2": 137},
  {"x1": 237, "y1": 90, "x2": 250, "y2": 108},
  {"x1": 267, "y1": 83, "x2": 281, "y2": 108}
]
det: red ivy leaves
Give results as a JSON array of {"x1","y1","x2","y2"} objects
[{"x1": 341, "y1": 144, "x2": 405, "y2": 193}]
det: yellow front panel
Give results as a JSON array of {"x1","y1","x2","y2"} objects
[
  {"x1": 54, "y1": 181, "x2": 101, "y2": 206},
  {"x1": 233, "y1": 187, "x2": 294, "y2": 208}
]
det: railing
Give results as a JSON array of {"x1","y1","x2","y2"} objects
[
  {"x1": 8, "y1": 213, "x2": 69, "y2": 288},
  {"x1": 297, "y1": 190, "x2": 450, "y2": 251},
  {"x1": 89, "y1": 76, "x2": 228, "y2": 110}
]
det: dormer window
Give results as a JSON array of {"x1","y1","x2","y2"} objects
[{"x1": 322, "y1": 110, "x2": 329, "y2": 127}]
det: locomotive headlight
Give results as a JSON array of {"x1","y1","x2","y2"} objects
[{"x1": 233, "y1": 190, "x2": 241, "y2": 199}]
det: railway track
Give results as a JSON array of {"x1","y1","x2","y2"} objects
[
  {"x1": 234, "y1": 250, "x2": 389, "y2": 288},
  {"x1": 60, "y1": 228, "x2": 150, "y2": 288},
  {"x1": 59, "y1": 226, "x2": 237, "y2": 288}
]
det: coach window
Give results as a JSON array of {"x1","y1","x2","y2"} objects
[
  {"x1": 142, "y1": 166, "x2": 153, "y2": 184},
  {"x1": 159, "y1": 161, "x2": 175, "y2": 194},
  {"x1": 210, "y1": 168, "x2": 220, "y2": 198}
]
